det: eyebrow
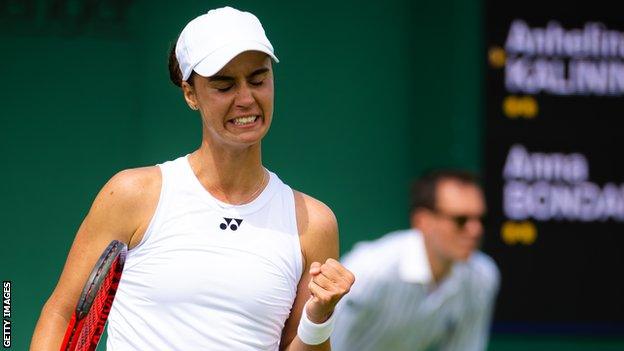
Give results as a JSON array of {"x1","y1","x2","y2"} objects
[{"x1": 208, "y1": 68, "x2": 270, "y2": 82}]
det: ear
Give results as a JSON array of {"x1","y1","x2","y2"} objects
[{"x1": 181, "y1": 81, "x2": 199, "y2": 110}]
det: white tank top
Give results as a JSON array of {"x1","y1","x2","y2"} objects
[{"x1": 106, "y1": 155, "x2": 303, "y2": 350}]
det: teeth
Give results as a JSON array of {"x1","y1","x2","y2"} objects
[{"x1": 233, "y1": 116, "x2": 258, "y2": 125}]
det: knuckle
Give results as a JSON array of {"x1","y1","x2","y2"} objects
[
  {"x1": 334, "y1": 285, "x2": 346, "y2": 295},
  {"x1": 345, "y1": 270, "x2": 355, "y2": 282}
]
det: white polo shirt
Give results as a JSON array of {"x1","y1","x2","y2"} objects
[{"x1": 331, "y1": 229, "x2": 499, "y2": 351}]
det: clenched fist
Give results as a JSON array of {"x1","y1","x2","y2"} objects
[{"x1": 306, "y1": 258, "x2": 355, "y2": 323}]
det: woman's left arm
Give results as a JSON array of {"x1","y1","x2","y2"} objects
[{"x1": 280, "y1": 191, "x2": 355, "y2": 351}]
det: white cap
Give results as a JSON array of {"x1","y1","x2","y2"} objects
[{"x1": 175, "y1": 7, "x2": 279, "y2": 81}]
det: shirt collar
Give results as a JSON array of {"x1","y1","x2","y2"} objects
[{"x1": 399, "y1": 229, "x2": 433, "y2": 284}]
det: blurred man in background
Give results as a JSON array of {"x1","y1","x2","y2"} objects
[{"x1": 331, "y1": 170, "x2": 499, "y2": 351}]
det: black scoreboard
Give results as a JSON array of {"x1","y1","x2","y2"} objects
[{"x1": 484, "y1": 0, "x2": 624, "y2": 332}]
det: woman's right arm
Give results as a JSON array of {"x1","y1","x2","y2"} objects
[{"x1": 30, "y1": 167, "x2": 161, "y2": 350}]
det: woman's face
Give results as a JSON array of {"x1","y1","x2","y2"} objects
[{"x1": 184, "y1": 51, "x2": 274, "y2": 148}]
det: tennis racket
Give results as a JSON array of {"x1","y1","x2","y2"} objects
[{"x1": 60, "y1": 240, "x2": 127, "y2": 351}]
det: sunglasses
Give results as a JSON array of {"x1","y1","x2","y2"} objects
[{"x1": 430, "y1": 208, "x2": 486, "y2": 228}]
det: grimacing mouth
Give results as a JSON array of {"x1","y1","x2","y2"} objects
[{"x1": 227, "y1": 115, "x2": 261, "y2": 126}]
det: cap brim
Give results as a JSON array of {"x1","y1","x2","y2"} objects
[{"x1": 192, "y1": 41, "x2": 279, "y2": 78}]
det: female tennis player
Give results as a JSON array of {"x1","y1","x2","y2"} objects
[{"x1": 31, "y1": 6, "x2": 354, "y2": 350}]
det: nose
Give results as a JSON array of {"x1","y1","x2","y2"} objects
[{"x1": 235, "y1": 83, "x2": 255, "y2": 109}]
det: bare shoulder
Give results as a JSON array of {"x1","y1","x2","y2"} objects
[
  {"x1": 88, "y1": 166, "x2": 161, "y2": 247},
  {"x1": 293, "y1": 190, "x2": 339, "y2": 262},
  {"x1": 102, "y1": 166, "x2": 161, "y2": 201},
  {"x1": 293, "y1": 190, "x2": 338, "y2": 237}
]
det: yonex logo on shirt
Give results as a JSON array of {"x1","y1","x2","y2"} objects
[{"x1": 220, "y1": 218, "x2": 243, "y2": 231}]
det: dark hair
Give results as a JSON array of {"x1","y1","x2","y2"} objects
[
  {"x1": 168, "y1": 42, "x2": 194, "y2": 87},
  {"x1": 409, "y1": 169, "x2": 480, "y2": 214}
]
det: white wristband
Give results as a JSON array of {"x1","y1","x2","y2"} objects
[{"x1": 297, "y1": 302, "x2": 336, "y2": 345}]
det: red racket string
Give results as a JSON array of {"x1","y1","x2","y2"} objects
[
  {"x1": 60, "y1": 241, "x2": 127, "y2": 351},
  {"x1": 74, "y1": 257, "x2": 123, "y2": 350},
  {"x1": 76, "y1": 259, "x2": 121, "y2": 350}
]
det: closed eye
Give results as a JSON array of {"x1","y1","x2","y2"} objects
[{"x1": 249, "y1": 79, "x2": 264, "y2": 86}]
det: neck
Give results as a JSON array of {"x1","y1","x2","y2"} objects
[
  {"x1": 188, "y1": 139, "x2": 266, "y2": 204},
  {"x1": 422, "y1": 236, "x2": 453, "y2": 283}
]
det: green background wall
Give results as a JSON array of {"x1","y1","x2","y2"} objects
[{"x1": 1, "y1": 0, "x2": 621, "y2": 349}]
